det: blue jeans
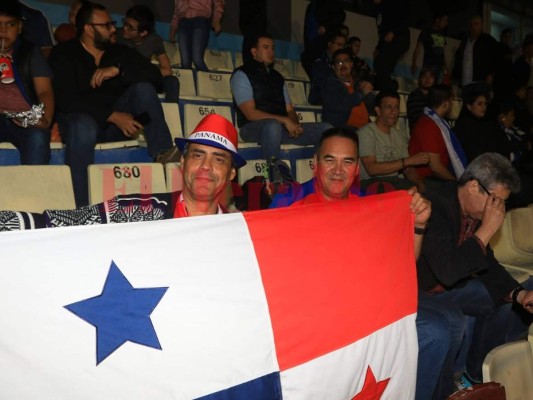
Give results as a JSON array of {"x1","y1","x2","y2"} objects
[
  {"x1": 58, "y1": 82, "x2": 173, "y2": 207},
  {"x1": 433, "y1": 279, "x2": 514, "y2": 382},
  {"x1": 417, "y1": 293, "x2": 466, "y2": 400},
  {"x1": 0, "y1": 116, "x2": 50, "y2": 164},
  {"x1": 178, "y1": 17, "x2": 209, "y2": 71},
  {"x1": 163, "y1": 75, "x2": 180, "y2": 103},
  {"x1": 239, "y1": 119, "x2": 332, "y2": 160}
]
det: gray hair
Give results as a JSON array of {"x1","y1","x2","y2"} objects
[
  {"x1": 182, "y1": 143, "x2": 238, "y2": 169},
  {"x1": 458, "y1": 152, "x2": 521, "y2": 193}
]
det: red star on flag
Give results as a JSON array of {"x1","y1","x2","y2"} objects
[{"x1": 352, "y1": 366, "x2": 391, "y2": 400}]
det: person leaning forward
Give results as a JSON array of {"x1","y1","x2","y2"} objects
[{"x1": 48, "y1": 1, "x2": 179, "y2": 207}]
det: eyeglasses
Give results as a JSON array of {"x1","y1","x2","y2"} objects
[
  {"x1": 334, "y1": 59, "x2": 352, "y2": 66},
  {"x1": 89, "y1": 21, "x2": 117, "y2": 30},
  {"x1": 476, "y1": 179, "x2": 491, "y2": 196},
  {"x1": 122, "y1": 18, "x2": 138, "y2": 32},
  {"x1": 474, "y1": 178, "x2": 509, "y2": 204}
]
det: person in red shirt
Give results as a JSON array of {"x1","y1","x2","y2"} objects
[{"x1": 409, "y1": 84, "x2": 468, "y2": 182}]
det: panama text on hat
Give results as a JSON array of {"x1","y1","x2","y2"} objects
[{"x1": 175, "y1": 114, "x2": 247, "y2": 168}]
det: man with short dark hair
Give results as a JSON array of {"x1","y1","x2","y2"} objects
[
  {"x1": 452, "y1": 16, "x2": 499, "y2": 87},
  {"x1": 406, "y1": 68, "x2": 436, "y2": 129},
  {"x1": 419, "y1": 152, "x2": 533, "y2": 386},
  {"x1": 357, "y1": 91, "x2": 428, "y2": 191},
  {"x1": 230, "y1": 33, "x2": 331, "y2": 161},
  {"x1": 0, "y1": 0, "x2": 54, "y2": 165},
  {"x1": 49, "y1": 1, "x2": 178, "y2": 207},
  {"x1": 118, "y1": 4, "x2": 179, "y2": 103},
  {"x1": 272, "y1": 127, "x2": 464, "y2": 399},
  {"x1": 321, "y1": 48, "x2": 373, "y2": 129},
  {"x1": 308, "y1": 30, "x2": 346, "y2": 105},
  {"x1": 409, "y1": 84, "x2": 468, "y2": 182}
]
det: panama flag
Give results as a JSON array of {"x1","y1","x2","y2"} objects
[{"x1": 0, "y1": 191, "x2": 418, "y2": 399}]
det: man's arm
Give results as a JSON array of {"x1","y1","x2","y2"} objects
[
  {"x1": 407, "y1": 187, "x2": 431, "y2": 260},
  {"x1": 156, "y1": 53, "x2": 173, "y2": 77},
  {"x1": 427, "y1": 152, "x2": 456, "y2": 180},
  {"x1": 361, "y1": 152, "x2": 430, "y2": 177},
  {"x1": 32, "y1": 76, "x2": 54, "y2": 129}
]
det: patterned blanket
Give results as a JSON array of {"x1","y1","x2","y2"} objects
[{"x1": 0, "y1": 193, "x2": 175, "y2": 232}]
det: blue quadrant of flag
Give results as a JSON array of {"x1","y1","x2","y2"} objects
[{"x1": 64, "y1": 261, "x2": 168, "y2": 365}]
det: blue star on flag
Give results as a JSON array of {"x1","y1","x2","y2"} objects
[{"x1": 65, "y1": 261, "x2": 168, "y2": 365}]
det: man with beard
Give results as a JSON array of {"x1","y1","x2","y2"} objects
[
  {"x1": 48, "y1": 1, "x2": 177, "y2": 207},
  {"x1": 406, "y1": 68, "x2": 436, "y2": 129}
]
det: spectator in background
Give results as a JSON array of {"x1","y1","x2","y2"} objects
[
  {"x1": 418, "y1": 152, "x2": 533, "y2": 386},
  {"x1": 452, "y1": 16, "x2": 499, "y2": 88},
  {"x1": 308, "y1": 30, "x2": 346, "y2": 105},
  {"x1": 407, "y1": 68, "x2": 436, "y2": 129},
  {"x1": 118, "y1": 5, "x2": 180, "y2": 103},
  {"x1": 19, "y1": 1, "x2": 55, "y2": 49},
  {"x1": 347, "y1": 36, "x2": 374, "y2": 84},
  {"x1": 231, "y1": 33, "x2": 331, "y2": 161},
  {"x1": 169, "y1": 0, "x2": 224, "y2": 71},
  {"x1": 49, "y1": 1, "x2": 177, "y2": 207},
  {"x1": 339, "y1": 24, "x2": 349, "y2": 38},
  {"x1": 301, "y1": 0, "x2": 345, "y2": 77},
  {"x1": 372, "y1": 0, "x2": 410, "y2": 92},
  {"x1": 358, "y1": 91, "x2": 427, "y2": 192},
  {"x1": 409, "y1": 85, "x2": 468, "y2": 183},
  {"x1": 0, "y1": 0, "x2": 54, "y2": 165},
  {"x1": 512, "y1": 36, "x2": 533, "y2": 92},
  {"x1": 493, "y1": 28, "x2": 516, "y2": 108},
  {"x1": 54, "y1": 0, "x2": 85, "y2": 43},
  {"x1": 321, "y1": 49, "x2": 373, "y2": 129},
  {"x1": 239, "y1": 0, "x2": 267, "y2": 66},
  {"x1": 454, "y1": 86, "x2": 510, "y2": 163},
  {"x1": 411, "y1": 12, "x2": 448, "y2": 81}
]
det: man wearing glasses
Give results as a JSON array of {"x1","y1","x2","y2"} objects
[
  {"x1": 117, "y1": 5, "x2": 179, "y2": 103},
  {"x1": 48, "y1": 2, "x2": 178, "y2": 207},
  {"x1": 418, "y1": 152, "x2": 533, "y2": 387},
  {"x1": 357, "y1": 91, "x2": 428, "y2": 193},
  {"x1": 321, "y1": 48, "x2": 373, "y2": 129}
]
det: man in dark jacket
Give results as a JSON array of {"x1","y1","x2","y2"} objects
[
  {"x1": 452, "y1": 16, "x2": 499, "y2": 87},
  {"x1": 418, "y1": 152, "x2": 533, "y2": 384},
  {"x1": 0, "y1": 0, "x2": 54, "y2": 165},
  {"x1": 321, "y1": 49, "x2": 373, "y2": 128},
  {"x1": 49, "y1": 2, "x2": 177, "y2": 207},
  {"x1": 230, "y1": 32, "x2": 331, "y2": 161}
]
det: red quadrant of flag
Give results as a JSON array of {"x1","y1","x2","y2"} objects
[{"x1": 244, "y1": 191, "x2": 418, "y2": 371}]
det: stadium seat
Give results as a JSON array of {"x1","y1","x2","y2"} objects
[
  {"x1": 529, "y1": 324, "x2": 533, "y2": 356},
  {"x1": 234, "y1": 52, "x2": 243, "y2": 68},
  {"x1": 490, "y1": 206, "x2": 533, "y2": 276},
  {"x1": 482, "y1": 340, "x2": 533, "y2": 399},
  {"x1": 449, "y1": 99, "x2": 462, "y2": 120},
  {"x1": 171, "y1": 68, "x2": 196, "y2": 98},
  {"x1": 273, "y1": 58, "x2": 293, "y2": 78},
  {"x1": 295, "y1": 111, "x2": 316, "y2": 123},
  {"x1": 204, "y1": 49, "x2": 234, "y2": 72},
  {"x1": 238, "y1": 159, "x2": 291, "y2": 185},
  {"x1": 399, "y1": 93, "x2": 407, "y2": 116},
  {"x1": 292, "y1": 60, "x2": 309, "y2": 81},
  {"x1": 88, "y1": 163, "x2": 166, "y2": 205},
  {"x1": 163, "y1": 41, "x2": 181, "y2": 67},
  {"x1": 183, "y1": 103, "x2": 233, "y2": 137},
  {"x1": 295, "y1": 158, "x2": 314, "y2": 183},
  {"x1": 0, "y1": 165, "x2": 75, "y2": 212},
  {"x1": 161, "y1": 102, "x2": 183, "y2": 140},
  {"x1": 165, "y1": 162, "x2": 183, "y2": 193},
  {"x1": 286, "y1": 80, "x2": 308, "y2": 106},
  {"x1": 196, "y1": 71, "x2": 232, "y2": 100}
]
